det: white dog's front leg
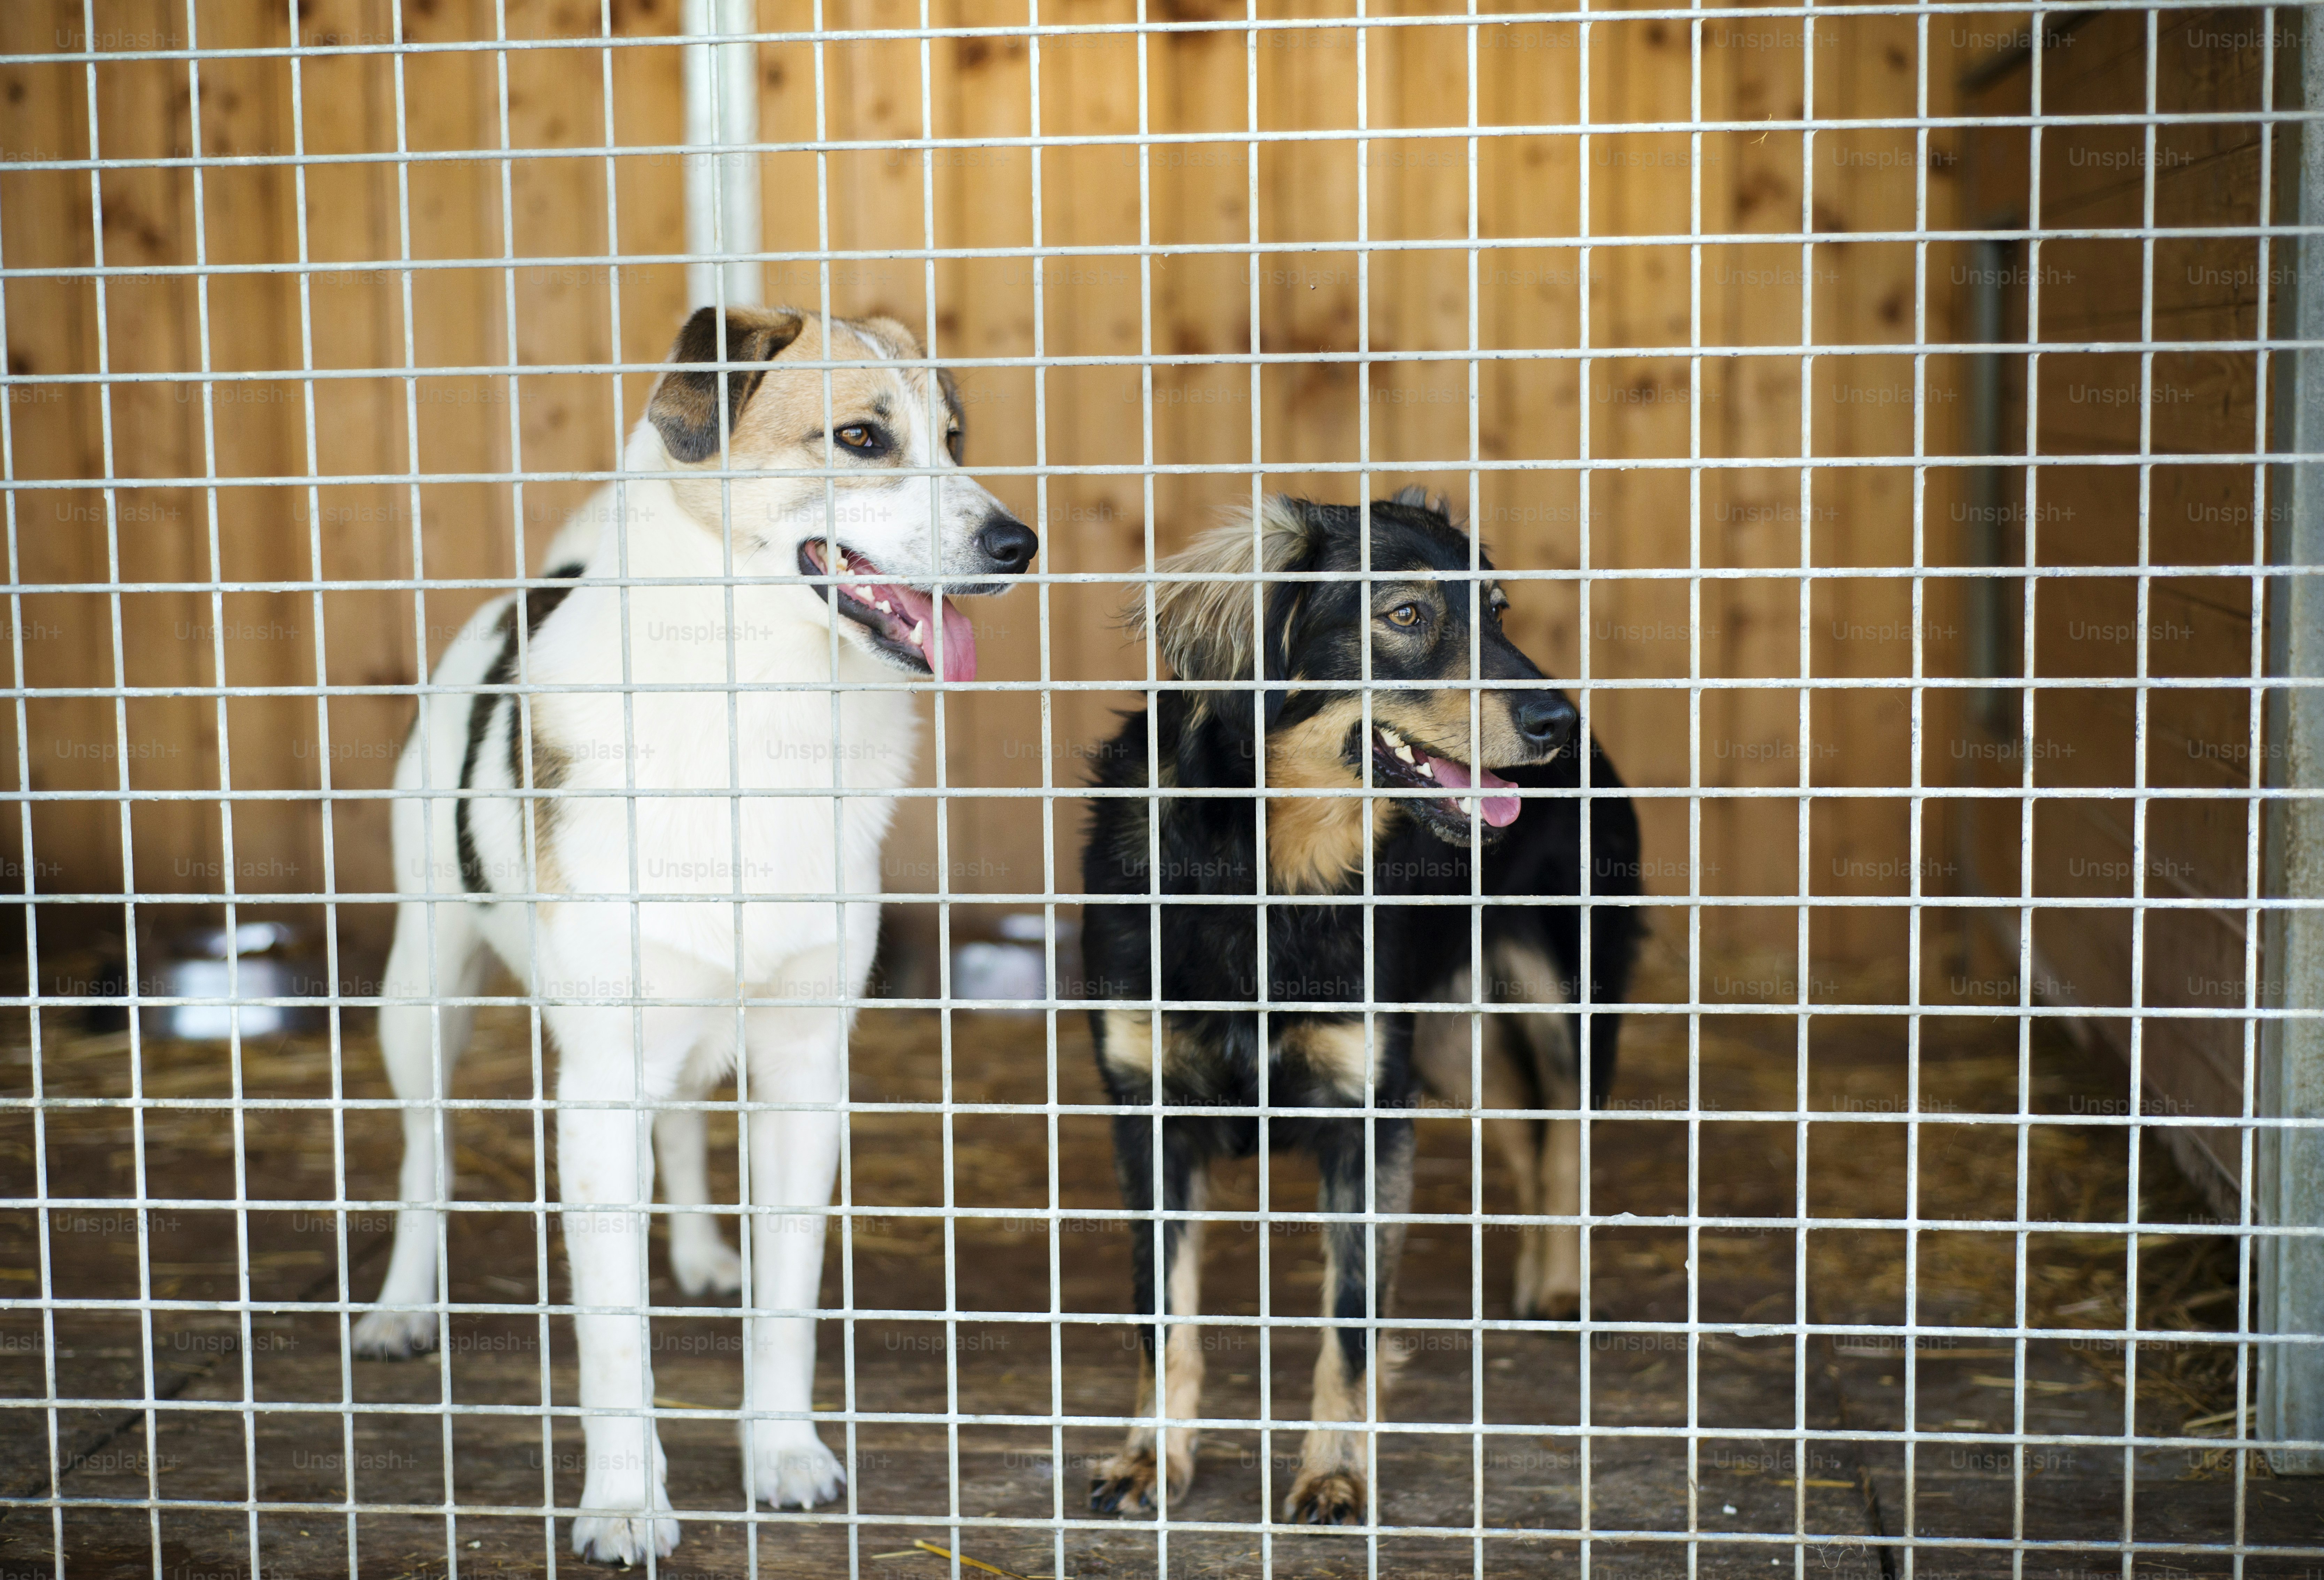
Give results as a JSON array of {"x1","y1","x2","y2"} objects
[
  {"x1": 555, "y1": 1006, "x2": 682, "y2": 1564},
  {"x1": 740, "y1": 985, "x2": 851, "y2": 1510}
]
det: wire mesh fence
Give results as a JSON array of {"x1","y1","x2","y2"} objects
[{"x1": 0, "y1": 2, "x2": 2320, "y2": 1579}]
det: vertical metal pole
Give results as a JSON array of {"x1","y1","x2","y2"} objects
[
  {"x1": 2260, "y1": 1, "x2": 2324, "y2": 1478},
  {"x1": 684, "y1": 0, "x2": 763, "y2": 308},
  {"x1": 1965, "y1": 238, "x2": 2006, "y2": 731}
]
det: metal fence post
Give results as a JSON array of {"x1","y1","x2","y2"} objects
[
  {"x1": 684, "y1": 0, "x2": 764, "y2": 310},
  {"x1": 2261, "y1": 0, "x2": 2324, "y2": 1479}
]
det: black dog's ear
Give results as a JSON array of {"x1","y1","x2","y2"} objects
[
  {"x1": 1387, "y1": 483, "x2": 1458, "y2": 523},
  {"x1": 1131, "y1": 497, "x2": 1318, "y2": 694},
  {"x1": 1255, "y1": 575, "x2": 1308, "y2": 736},
  {"x1": 647, "y1": 305, "x2": 806, "y2": 462}
]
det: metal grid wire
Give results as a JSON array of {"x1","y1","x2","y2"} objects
[{"x1": 1, "y1": 2, "x2": 2321, "y2": 1579}]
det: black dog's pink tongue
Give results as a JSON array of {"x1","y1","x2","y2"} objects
[{"x1": 1424, "y1": 755, "x2": 1522, "y2": 828}]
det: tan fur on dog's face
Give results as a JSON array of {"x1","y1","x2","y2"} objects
[
  {"x1": 1143, "y1": 494, "x2": 1576, "y2": 855},
  {"x1": 646, "y1": 307, "x2": 1031, "y2": 646}
]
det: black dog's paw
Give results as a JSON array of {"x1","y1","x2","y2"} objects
[
  {"x1": 1283, "y1": 1468, "x2": 1366, "y2": 1525},
  {"x1": 1514, "y1": 1285, "x2": 1586, "y2": 1322},
  {"x1": 1088, "y1": 1449, "x2": 1160, "y2": 1516},
  {"x1": 1089, "y1": 1446, "x2": 1195, "y2": 1515}
]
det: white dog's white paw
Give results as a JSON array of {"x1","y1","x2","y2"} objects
[
  {"x1": 745, "y1": 1422, "x2": 846, "y2": 1509},
  {"x1": 350, "y1": 1307, "x2": 438, "y2": 1360},
  {"x1": 572, "y1": 1434, "x2": 676, "y2": 1563},
  {"x1": 570, "y1": 1508, "x2": 680, "y2": 1566},
  {"x1": 669, "y1": 1225, "x2": 744, "y2": 1296}
]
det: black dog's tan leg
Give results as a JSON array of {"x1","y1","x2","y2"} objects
[
  {"x1": 1411, "y1": 980, "x2": 1579, "y2": 1319},
  {"x1": 1091, "y1": 1202, "x2": 1206, "y2": 1514},
  {"x1": 1285, "y1": 1115, "x2": 1413, "y2": 1525},
  {"x1": 1515, "y1": 1031, "x2": 1583, "y2": 1319},
  {"x1": 1091, "y1": 1067, "x2": 1208, "y2": 1517},
  {"x1": 1486, "y1": 944, "x2": 1585, "y2": 1320}
]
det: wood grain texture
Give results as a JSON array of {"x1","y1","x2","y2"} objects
[
  {"x1": 1953, "y1": 6, "x2": 2288, "y2": 1205},
  {"x1": 0, "y1": 6, "x2": 2009, "y2": 990}
]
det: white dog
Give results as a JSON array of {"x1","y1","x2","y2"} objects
[{"x1": 352, "y1": 307, "x2": 1035, "y2": 1563}]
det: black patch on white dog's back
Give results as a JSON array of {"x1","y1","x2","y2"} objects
[{"x1": 456, "y1": 565, "x2": 583, "y2": 895}]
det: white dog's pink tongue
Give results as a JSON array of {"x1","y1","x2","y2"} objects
[
  {"x1": 1425, "y1": 754, "x2": 1522, "y2": 828},
  {"x1": 886, "y1": 581, "x2": 977, "y2": 683}
]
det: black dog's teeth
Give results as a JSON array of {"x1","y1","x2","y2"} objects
[{"x1": 1370, "y1": 725, "x2": 1441, "y2": 790}]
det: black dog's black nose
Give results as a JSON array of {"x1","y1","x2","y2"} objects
[
  {"x1": 1515, "y1": 690, "x2": 1578, "y2": 752},
  {"x1": 975, "y1": 515, "x2": 1039, "y2": 573}
]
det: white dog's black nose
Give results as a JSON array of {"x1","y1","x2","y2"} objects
[{"x1": 976, "y1": 516, "x2": 1039, "y2": 573}]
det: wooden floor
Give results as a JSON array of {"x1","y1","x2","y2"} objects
[{"x1": 0, "y1": 950, "x2": 2313, "y2": 1579}]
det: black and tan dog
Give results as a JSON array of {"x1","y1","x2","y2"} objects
[{"x1": 1080, "y1": 491, "x2": 1642, "y2": 1525}]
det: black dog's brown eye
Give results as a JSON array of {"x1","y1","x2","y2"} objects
[
  {"x1": 1387, "y1": 603, "x2": 1421, "y2": 628},
  {"x1": 836, "y1": 424, "x2": 876, "y2": 450}
]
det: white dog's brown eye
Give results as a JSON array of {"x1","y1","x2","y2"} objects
[
  {"x1": 946, "y1": 429, "x2": 964, "y2": 463},
  {"x1": 1387, "y1": 603, "x2": 1421, "y2": 628},
  {"x1": 836, "y1": 424, "x2": 876, "y2": 450}
]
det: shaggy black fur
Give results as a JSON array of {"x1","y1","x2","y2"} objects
[{"x1": 1078, "y1": 493, "x2": 1643, "y2": 1523}]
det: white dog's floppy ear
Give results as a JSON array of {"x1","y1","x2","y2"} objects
[{"x1": 647, "y1": 305, "x2": 806, "y2": 462}]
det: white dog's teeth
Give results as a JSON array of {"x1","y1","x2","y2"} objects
[
  {"x1": 876, "y1": 599, "x2": 894, "y2": 614},
  {"x1": 910, "y1": 620, "x2": 927, "y2": 646},
  {"x1": 1393, "y1": 744, "x2": 1416, "y2": 765}
]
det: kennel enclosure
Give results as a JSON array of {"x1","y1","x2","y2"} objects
[{"x1": 0, "y1": 3, "x2": 2321, "y2": 1578}]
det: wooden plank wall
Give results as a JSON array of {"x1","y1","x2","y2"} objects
[
  {"x1": 0, "y1": 0, "x2": 690, "y2": 968},
  {"x1": 1955, "y1": 6, "x2": 2295, "y2": 1204},
  {"x1": 0, "y1": 0, "x2": 1979, "y2": 985}
]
